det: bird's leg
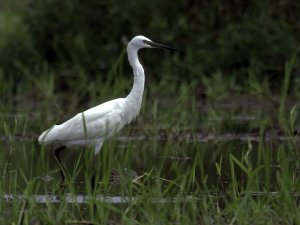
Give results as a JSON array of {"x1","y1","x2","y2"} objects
[
  {"x1": 91, "y1": 141, "x2": 103, "y2": 189},
  {"x1": 54, "y1": 146, "x2": 66, "y2": 184},
  {"x1": 91, "y1": 157, "x2": 98, "y2": 189},
  {"x1": 90, "y1": 156, "x2": 99, "y2": 221}
]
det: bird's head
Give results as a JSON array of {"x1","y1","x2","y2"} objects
[{"x1": 128, "y1": 35, "x2": 176, "y2": 51}]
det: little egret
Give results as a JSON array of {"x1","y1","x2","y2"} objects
[{"x1": 38, "y1": 35, "x2": 175, "y2": 182}]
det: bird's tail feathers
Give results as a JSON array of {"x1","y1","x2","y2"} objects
[{"x1": 38, "y1": 126, "x2": 57, "y2": 144}]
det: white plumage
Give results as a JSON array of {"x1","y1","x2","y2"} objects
[{"x1": 38, "y1": 35, "x2": 175, "y2": 155}]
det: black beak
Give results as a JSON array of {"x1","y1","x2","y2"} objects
[{"x1": 144, "y1": 40, "x2": 177, "y2": 51}]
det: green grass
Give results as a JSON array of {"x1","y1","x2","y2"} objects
[{"x1": 1, "y1": 58, "x2": 300, "y2": 225}]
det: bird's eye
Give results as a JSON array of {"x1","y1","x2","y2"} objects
[{"x1": 143, "y1": 40, "x2": 152, "y2": 46}]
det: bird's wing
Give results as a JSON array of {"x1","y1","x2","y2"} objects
[{"x1": 39, "y1": 98, "x2": 126, "y2": 144}]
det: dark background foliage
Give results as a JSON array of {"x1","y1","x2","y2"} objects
[{"x1": 1, "y1": 0, "x2": 299, "y2": 84}]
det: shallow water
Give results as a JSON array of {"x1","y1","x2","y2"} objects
[
  {"x1": 1, "y1": 193, "x2": 198, "y2": 204},
  {"x1": 0, "y1": 131, "x2": 297, "y2": 196},
  {"x1": 1, "y1": 94, "x2": 299, "y2": 208},
  {"x1": 2, "y1": 191, "x2": 299, "y2": 204}
]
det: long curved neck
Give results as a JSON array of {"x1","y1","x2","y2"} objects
[{"x1": 126, "y1": 45, "x2": 145, "y2": 119}]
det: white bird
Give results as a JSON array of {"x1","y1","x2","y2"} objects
[{"x1": 38, "y1": 35, "x2": 175, "y2": 181}]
